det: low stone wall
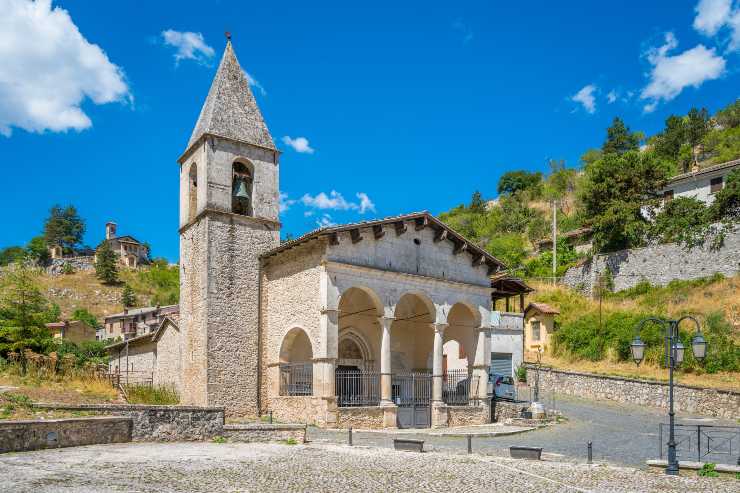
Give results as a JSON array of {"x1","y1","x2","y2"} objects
[
  {"x1": 34, "y1": 404, "x2": 225, "y2": 441},
  {"x1": 46, "y1": 256, "x2": 95, "y2": 275},
  {"x1": 530, "y1": 366, "x2": 740, "y2": 419},
  {"x1": 492, "y1": 400, "x2": 525, "y2": 422},
  {"x1": 445, "y1": 404, "x2": 490, "y2": 427},
  {"x1": 335, "y1": 406, "x2": 385, "y2": 429},
  {"x1": 268, "y1": 396, "x2": 331, "y2": 427},
  {"x1": 223, "y1": 423, "x2": 306, "y2": 443},
  {"x1": 0, "y1": 417, "x2": 132, "y2": 453}
]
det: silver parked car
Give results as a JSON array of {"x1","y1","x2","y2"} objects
[{"x1": 489, "y1": 372, "x2": 516, "y2": 400}]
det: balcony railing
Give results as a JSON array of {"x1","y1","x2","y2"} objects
[
  {"x1": 279, "y1": 363, "x2": 313, "y2": 396},
  {"x1": 335, "y1": 370, "x2": 380, "y2": 407}
]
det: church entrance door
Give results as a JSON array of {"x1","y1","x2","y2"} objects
[{"x1": 393, "y1": 372, "x2": 431, "y2": 428}]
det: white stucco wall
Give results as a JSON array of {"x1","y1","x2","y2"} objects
[{"x1": 490, "y1": 312, "x2": 523, "y2": 378}]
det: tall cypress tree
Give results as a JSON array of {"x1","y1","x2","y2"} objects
[
  {"x1": 121, "y1": 284, "x2": 137, "y2": 308},
  {"x1": 95, "y1": 242, "x2": 118, "y2": 285}
]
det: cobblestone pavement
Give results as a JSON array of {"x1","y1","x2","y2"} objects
[
  {"x1": 309, "y1": 394, "x2": 739, "y2": 467},
  {"x1": 1, "y1": 442, "x2": 737, "y2": 492}
]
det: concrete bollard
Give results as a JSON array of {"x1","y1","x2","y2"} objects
[
  {"x1": 348, "y1": 426, "x2": 353, "y2": 446},
  {"x1": 467, "y1": 435, "x2": 472, "y2": 454}
]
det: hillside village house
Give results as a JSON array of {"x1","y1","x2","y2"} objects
[
  {"x1": 106, "y1": 38, "x2": 535, "y2": 429},
  {"x1": 523, "y1": 302, "x2": 560, "y2": 356},
  {"x1": 45, "y1": 320, "x2": 96, "y2": 344},
  {"x1": 104, "y1": 304, "x2": 178, "y2": 341},
  {"x1": 97, "y1": 222, "x2": 149, "y2": 268}
]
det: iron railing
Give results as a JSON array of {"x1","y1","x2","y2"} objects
[
  {"x1": 392, "y1": 372, "x2": 432, "y2": 407},
  {"x1": 442, "y1": 369, "x2": 478, "y2": 405},
  {"x1": 279, "y1": 363, "x2": 313, "y2": 396},
  {"x1": 335, "y1": 370, "x2": 380, "y2": 407},
  {"x1": 659, "y1": 424, "x2": 740, "y2": 465}
]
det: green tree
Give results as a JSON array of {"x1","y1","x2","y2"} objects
[
  {"x1": 497, "y1": 170, "x2": 543, "y2": 196},
  {"x1": 650, "y1": 197, "x2": 710, "y2": 248},
  {"x1": 710, "y1": 168, "x2": 740, "y2": 221},
  {"x1": 653, "y1": 115, "x2": 686, "y2": 162},
  {"x1": 26, "y1": 236, "x2": 50, "y2": 265},
  {"x1": 469, "y1": 191, "x2": 486, "y2": 214},
  {"x1": 602, "y1": 117, "x2": 640, "y2": 155},
  {"x1": 121, "y1": 284, "x2": 137, "y2": 308},
  {"x1": 95, "y1": 242, "x2": 118, "y2": 285},
  {"x1": 543, "y1": 160, "x2": 577, "y2": 201},
  {"x1": 580, "y1": 150, "x2": 671, "y2": 251},
  {"x1": 0, "y1": 266, "x2": 55, "y2": 358},
  {"x1": 0, "y1": 247, "x2": 26, "y2": 266},
  {"x1": 44, "y1": 205, "x2": 85, "y2": 253},
  {"x1": 714, "y1": 99, "x2": 740, "y2": 128},
  {"x1": 71, "y1": 308, "x2": 100, "y2": 329}
]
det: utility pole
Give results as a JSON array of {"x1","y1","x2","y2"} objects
[{"x1": 551, "y1": 199, "x2": 557, "y2": 285}]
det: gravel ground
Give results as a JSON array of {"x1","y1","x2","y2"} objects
[
  {"x1": 310, "y1": 393, "x2": 739, "y2": 467},
  {"x1": 0, "y1": 441, "x2": 737, "y2": 492}
]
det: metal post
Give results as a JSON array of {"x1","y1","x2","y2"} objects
[
  {"x1": 348, "y1": 426, "x2": 353, "y2": 446},
  {"x1": 552, "y1": 199, "x2": 557, "y2": 285},
  {"x1": 666, "y1": 321, "x2": 679, "y2": 476},
  {"x1": 697, "y1": 425, "x2": 701, "y2": 462},
  {"x1": 659, "y1": 425, "x2": 663, "y2": 459},
  {"x1": 269, "y1": 410, "x2": 273, "y2": 424},
  {"x1": 587, "y1": 442, "x2": 592, "y2": 464},
  {"x1": 467, "y1": 435, "x2": 472, "y2": 454}
]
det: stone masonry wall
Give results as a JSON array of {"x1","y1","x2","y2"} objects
[
  {"x1": 335, "y1": 407, "x2": 385, "y2": 429},
  {"x1": 563, "y1": 228, "x2": 740, "y2": 296},
  {"x1": 531, "y1": 366, "x2": 740, "y2": 419},
  {"x1": 445, "y1": 404, "x2": 490, "y2": 427},
  {"x1": 33, "y1": 404, "x2": 225, "y2": 441},
  {"x1": 267, "y1": 396, "x2": 330, "y2": 427},
  {"x1": 0, "y1": 417, "x2": 132, "y2": 453},
  {"x1": 223, "y1": 423, "x2": 306, "y2": 443}
]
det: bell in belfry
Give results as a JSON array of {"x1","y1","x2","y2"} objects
[{"x1": 232, "y1": 176, "x2": 251, "y2": 215}]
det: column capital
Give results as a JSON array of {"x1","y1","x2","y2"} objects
[{"x1": 432, "y1": 323, "x2": 448, "y2": 334}]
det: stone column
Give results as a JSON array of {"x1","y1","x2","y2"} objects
[
  {"x1": 472, "y1": 326, "x2": 492, "y2": 400},
  {"x1": 379, "y1": 317, "x2": 394, "y2": 404},
  {"x1": 314, "y1": 309, "x2": 339, "y2": 399},
  {"x1": 431, "y1": 323, "x2": 447, "y2": 403}
]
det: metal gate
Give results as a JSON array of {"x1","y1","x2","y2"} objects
[{"x1": 393, "y1": 372, "x2": 431, "y2": 428}]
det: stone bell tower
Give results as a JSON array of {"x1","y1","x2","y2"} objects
[{"x1": 177, "y1": 36, "x2": 280, "y2": 416}]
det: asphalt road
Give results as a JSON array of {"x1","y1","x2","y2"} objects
[{"x1": 310, "y1": 394, "x2": 738, "y2": 467}]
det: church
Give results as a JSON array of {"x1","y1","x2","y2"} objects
[{"x1": 112, "y1": 38, "x2": 528, "y2": 429}]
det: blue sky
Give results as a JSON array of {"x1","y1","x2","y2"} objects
[{"x1": 1, "y1": 0, "x2": 739, "y2": 261}]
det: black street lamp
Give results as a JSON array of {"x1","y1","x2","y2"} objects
[{"x1": 630, "y1": 316, "x2": 707, "y2": 476}]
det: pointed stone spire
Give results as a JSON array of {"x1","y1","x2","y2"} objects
[{"x1": 187, "y1": 38, "x2": 275, "y2": 151}]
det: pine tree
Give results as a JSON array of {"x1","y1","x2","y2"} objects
[
  {"x1": 44, "y1": 204, "x2": 85, "y2": 253},
  {"x1": 469, "y1": 191, "x2": 486, "y2": 213},
  {"x1": 602, "y1": 117, "x2": 640, "y2": 156},
  {"x1": 121, "y1": 284, "x2": 136, "y2": 308},
  {"x1": 95, "y1": 242, "x2": 118, "y2": 285}
]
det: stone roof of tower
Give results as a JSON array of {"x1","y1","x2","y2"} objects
[{"x1": 186, "y1": 40, "x2": 275, "y2": 152}]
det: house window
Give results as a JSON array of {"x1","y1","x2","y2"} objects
[
  {"x1": 663, "y1": 190, "x2": 674, "y2": 202},
  {"x1": 531, "y1": 320, "x2": 541, "y2": 341},
  {"x1": 710, "y1": 177, "x2": 723, "y2": 194}
]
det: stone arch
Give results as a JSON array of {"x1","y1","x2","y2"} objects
[
  {"x1": 443, "y1": 303, "x2": 480, "y2": 370},
  {"x1": 188, "y1": 162, "x2": 198, "y2": 222},
  {"x1": 279, "y1": 326, "x2": 313, "y2": 364},
  {"x1": 337, "y1": 286, "x2": 384, "y2": 317},
  {"x1": 232, "y1": 159, "x2": 254, "y2": 216},
  {"x1": 392, "y1": 292, "x2": 437, "y2": 372},
  {"x1": 337, "y1": 286, "x2": 382, "y2": 372}
]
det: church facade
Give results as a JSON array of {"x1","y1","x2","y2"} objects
[{"x1": 174, "y1": 39, "x2": 509, "y2": 428}]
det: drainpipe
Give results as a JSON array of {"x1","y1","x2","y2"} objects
[{"x1": 256, "y1": 260, "x2": 263, "y2": 416}]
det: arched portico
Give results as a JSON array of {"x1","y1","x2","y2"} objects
[{"x1": 278, "y1": 327, "x2": 314, "y2": 396}]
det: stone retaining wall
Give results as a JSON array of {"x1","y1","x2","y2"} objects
[
  {"x1": 33, "y1": 404, "x2": 225, "y2": 441},
  {"x1": 529, "y1": 366, "x2": 740, "y2": 419},
  {"x1": 562, "y1": 229, "x2": 740, "y2": 296},
  {"x1": 492, "y1": 400, "x2": 524, "y2": 422},
  {"x1": 223, "y1": 423, "x2": 306, "y2": 443},
  {"x1": 335, "y1": 407, "x2": 385, "y2": 428},
  {"x1": 0, "y1": 416, "x2": 132, "y2": 453},
  {"x1": 268, "y1": 396, "x2": 332, "y2": 427},
  {"x1": 445, "y1": 404, "x2": 490, "y2": 427}
]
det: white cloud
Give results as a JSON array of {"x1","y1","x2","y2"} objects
[
  {"x1": 161, "y1": 30, "x2": 214, "y2": 65},
  {"x1": 640, "y1": 32, "x2": 725, "y2": 112},
  {"x1": 694, "y1": 0, "x2": 733, "y2": 36},
  {"x1": 693, "y1": 0, "x2": 740, "y2": 51},
  {"x1": 279, "y1": 192, "x2": 296, "y2": 213},
  {"x1": 0, "y1": 0, "x2": 130, "y2": 137},
  {"x1": 282, "y1": 135, "x2": 315, "y2": 154},
  {"x1": 571, "y1": 84, "x2": 597, "y2": 114},
  {"x1": 316, "y1": 214, "x2": 336, "y2": 228},
  {"x1": 304, "y1": 211, "x2": 314, "y2": 217},
  {"x1": 245, "y1": 71, "x2": 266, "y2": 96},
  {"x1": 356, "y1": 192, "x2": 376, "y2": 214},
  {"x1": 301, "y1": 190, "x2": 376, "y2": 214},
  {"x1": 452, "y1": 18, "x2": 473, "y2": 44},
  {"x1": 607, "y1": 90, "x2": 618, "y2": 104}
]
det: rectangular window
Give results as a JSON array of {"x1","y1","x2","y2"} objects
[
  {"x1": 531, "y1": 320, "x2": 541, "y2": 341},
  {"x1": 710, "y1": 177, "x2": 723, "y2": 194},
  {"x1": 663, "y1": 190, "x2": 674, "y2": 202}
]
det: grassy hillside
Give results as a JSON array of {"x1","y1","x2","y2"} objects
[
  {"x1": 527, "y1": 274, "x2": 740, "y2": 390},
  {"x1": 39, "y1": 263, "x2": 179, "y2": 322}
]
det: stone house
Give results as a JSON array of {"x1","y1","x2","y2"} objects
[
  {"x1": 120, "y1": 38, "x2": 536, "y2": 429},
  {"x1": 44, "y1": 320, "x2": 96, "y2": 344},
  {"x1": 657, "y1": 159, "x2": 738, "y2": 206},
  {"x1": 523, "y1": 302, "x2": 560, "y2": 356},
  {"x1": 97, "y1": 222, "x2": 149, "y2": 268},
  {"x1": 103, "y1": 304, "x2": 178, "y2": 341}
]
